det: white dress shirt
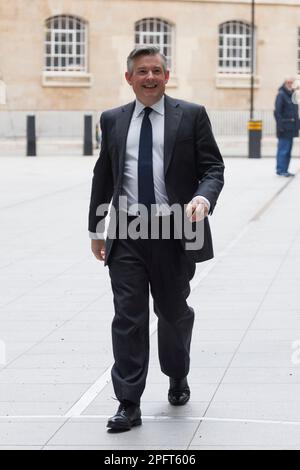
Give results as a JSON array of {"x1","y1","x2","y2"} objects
[{"x1": 121, "y1": 96, "x2": 169, "y2": 215}]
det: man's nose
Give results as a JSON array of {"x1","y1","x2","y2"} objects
[{"x1": 146, "y1": 71, "x2": 154, "y2": 79}]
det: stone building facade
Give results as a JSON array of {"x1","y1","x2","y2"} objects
[{"x1": 0, "y1": 0, "x2": 299, "y2": 152}]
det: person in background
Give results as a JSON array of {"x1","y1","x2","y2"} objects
[
  {"x1": 95, "y1": 121, "x2": 101, "y2": 149},
  {"x1": 274, "y1": 77, "x2": 299, "y2": 177}
]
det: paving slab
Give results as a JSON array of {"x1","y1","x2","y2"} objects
[
  {"x1": 45, "y1": 418, "x2": 200, "y2": 448},
  {"x1": 189, "y1": 420, "x2": 300, "y2": 449}
]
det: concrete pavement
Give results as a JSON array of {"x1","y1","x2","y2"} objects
[{"x1": 0, "y1": 155, "x2": 300, "y2": 449}]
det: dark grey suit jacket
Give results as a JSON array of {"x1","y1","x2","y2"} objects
[{"x1": 88, "y1": 94, "x2": 225, "y2": 265}]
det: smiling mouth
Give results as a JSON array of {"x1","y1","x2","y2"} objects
[{"x1": 143, "y1": 84, "x2": 158, "y2": 89}]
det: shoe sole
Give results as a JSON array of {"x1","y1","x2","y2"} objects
[{"x1": 107, "y1": 418, "x2": 142, "y2": 431}]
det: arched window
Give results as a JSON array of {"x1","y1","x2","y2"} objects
[
  {"x1": 45, "y1": 15, "x2": 87, "y2": 72},
  {"x1": 218, "y1": 21, "x2": 253, "y2": 74},
  {"x1": 135, "y1": 18, "x2": 174, "y2": 70}
]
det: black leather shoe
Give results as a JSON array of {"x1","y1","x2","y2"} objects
[
  {"x1": 168, "y1": 377, "x2": 190, "y2": 406},
  {"x1": 107, "y1": 401, "x2": 142, "y2": 431}
]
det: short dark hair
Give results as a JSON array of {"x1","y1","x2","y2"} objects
[{"x1": 127, "y1": 46, "x2": 168, "y2": 73}]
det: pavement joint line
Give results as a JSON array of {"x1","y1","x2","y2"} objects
[
  {"x1": 62, "y1": 173, "x2": 295, "y2": 419},
  {"x1": 2, "y1": 415, "x2": 300, "y2": 428},
  {"x1": 41, "y1": 417, "x2": 72, "y2": 449},
  {"x1": 251, "y1": 168, "x2": 300, "y2": 222}
]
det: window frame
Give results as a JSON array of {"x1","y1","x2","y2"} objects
[
  {"x1": 44, "y1": 15, "x2": 88, "y2": 73},
  {"x1": 218, "y1": 20, "x2": 255, "y2": 75},
  {"x1": 134, "y1": 18, "x2": 175, "y2": 72}
]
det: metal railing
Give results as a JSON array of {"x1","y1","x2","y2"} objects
[{"x1": 0, "y1": 109, "x2": 276, "y2": 139}]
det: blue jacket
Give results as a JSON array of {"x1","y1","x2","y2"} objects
[{"x1": 274, "y1": 85, "x2": 299, "y2": 138}]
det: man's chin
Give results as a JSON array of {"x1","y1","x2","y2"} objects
[{"x1": 140, "y1": 90, "x2": 163, "y2": 103}]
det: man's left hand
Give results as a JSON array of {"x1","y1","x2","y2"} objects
[{"x1": 186, "y1": 196, "x2": 209, "y2": 223}]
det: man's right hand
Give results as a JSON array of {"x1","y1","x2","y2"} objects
[{"x1": 91, "y1": 239, "x2": 106, "y2": 262}]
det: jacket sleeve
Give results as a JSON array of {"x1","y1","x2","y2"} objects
[
  {"x1": 88, "y1": 113, "x2": 114, "y2": 235},
  {"x1": 194, "y1": 107, "x2": 225, "y2": 215},
  {"x1": 274, "y1": 92, "x2": 284, "y2": 130}
]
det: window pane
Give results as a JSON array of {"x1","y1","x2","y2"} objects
[
  {"x1": 219, "y1": 21, "x2": 253, "y2": 73},
  {"x1": 44, "y1": 15, "x2": 87, "y2": 72},
  {"x1": 135, "y1": 18, "x2": 173, "y2": 70}
]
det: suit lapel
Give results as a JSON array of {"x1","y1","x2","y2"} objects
[
  {"x1": 164, "y1": 95, "x2": 183, "y2": 176},
  {"x1": 115, "y1": 101, "x2": 135, "y2": 175}
]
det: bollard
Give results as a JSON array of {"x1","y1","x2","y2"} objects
[
  {"x1": 248, "y1": 120, "x2": 262, "y2": 158},
  {"x1": 84, "y1": 115, "x2": 93, "y2": 156},
  {"x1": 26, "y1": 115, "x2": 36, "y2": 156}
]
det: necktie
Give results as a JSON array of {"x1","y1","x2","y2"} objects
[{"x1": 138, "y1": 107, "x2": 156, "y2": 215}]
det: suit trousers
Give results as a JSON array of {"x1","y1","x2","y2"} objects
[{"x1": 107, "y1": 215, "x2": 196, "y2": 405}]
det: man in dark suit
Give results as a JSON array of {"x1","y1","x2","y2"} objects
[{"x1": 89, "y1": 46, "x2": 224, "y2": 431}]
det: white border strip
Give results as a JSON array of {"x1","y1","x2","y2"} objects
[
  {"x1": 1, "y1": 415, "x2": 300, "y2": 427},
  {"x1": 64, "y1": 365, "x2": 112, "y2": 418}
]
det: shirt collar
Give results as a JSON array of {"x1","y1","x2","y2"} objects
[{"x1": 134, "y1": 95, "x2": 165, "y2": 118}]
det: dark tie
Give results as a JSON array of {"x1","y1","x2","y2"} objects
[{"x1": 138, "y1": 107, "x2": 156, "y2": 214}]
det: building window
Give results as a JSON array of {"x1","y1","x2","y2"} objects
[
  {"x1": 218, "y1": 21, "x2": 253, "y2": 74},
  {"x1": 45, "y1": 15, "x2": 87, "y2": 72},
  {"x1": 135, "y1": 18, "x2": 174, "y2": 70}
]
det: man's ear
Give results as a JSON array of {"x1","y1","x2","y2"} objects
[
  {"x1": 125, "y1": 71, "x2": 132, "y2": 86},
  {"x1": 164, "y1": 70, "x2": 170, "y2": 84}
]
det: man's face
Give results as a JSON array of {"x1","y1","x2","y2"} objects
[
  {"x1": 125, "y1": 54, "x2": 170, "y2": 106},
  {"x1": 285, "y1": 79, "x2": 295, "y2": 91}
]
